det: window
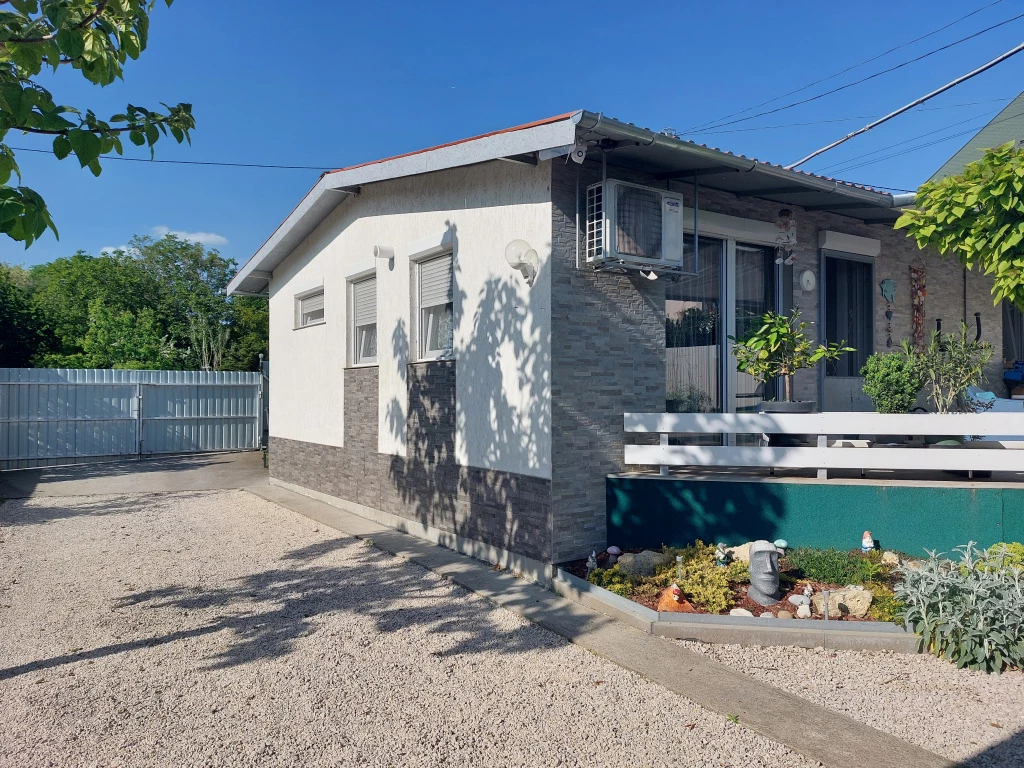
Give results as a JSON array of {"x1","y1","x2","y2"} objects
[
  {"x1": 825, "y1": 254, "x2": 873, "y2": 376},
  {"x1": 351, "y1": 276, "x2": 377, "y2": 364},
  {"x1": 296, "y1": 289, "x2": 325, "y2": 328},
  {"x1": 418, "y1": 254, "x2": 454, "y2": 359}
]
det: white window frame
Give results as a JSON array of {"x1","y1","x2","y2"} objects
[
  {"x1": 414, "y1": 252, "x2": 455, "y2": 362},
  {"x1": 349, "y1": 272, "x2": 378, "y2": 367},
  {"x1": 294, "y1": 286, "x2": 326, "y2": 329}
]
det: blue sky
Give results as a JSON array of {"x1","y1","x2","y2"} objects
[{"x1": 3, "y1": 0, "x2": 1023, "y2": 268}]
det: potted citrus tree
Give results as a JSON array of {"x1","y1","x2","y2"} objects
[{"x1": 730, "y1": 310, "x2": 852, "y2": 414}]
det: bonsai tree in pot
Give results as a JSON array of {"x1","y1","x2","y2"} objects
[{"x1": 730, "y1": 310, "x2": 852, "y2": 413}]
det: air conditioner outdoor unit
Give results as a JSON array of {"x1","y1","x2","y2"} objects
[{"x1": 585, "y1": 179, "x2": 695, "y2": 273}]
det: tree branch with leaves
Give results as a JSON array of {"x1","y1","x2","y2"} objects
[
  {"x1": 896, "y1": 142, "x2": 1024, "y2": 310},
  {"x1": 0, "y1": 0, "x2": 194, "y2": 246}
]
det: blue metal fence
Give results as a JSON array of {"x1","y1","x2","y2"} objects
[{"x1": 0, "y1": 368, "x2": 264, "y2": 469}]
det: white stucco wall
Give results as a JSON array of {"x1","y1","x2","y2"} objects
[{"x1": 268, "y1": 159, "x2": 553, "y2": 479}]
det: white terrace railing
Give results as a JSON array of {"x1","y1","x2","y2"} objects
[{"x1": 623, "y1": 412, "x2": 1024, "y2": 479}]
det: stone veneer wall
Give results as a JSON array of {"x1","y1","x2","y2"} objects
[
  {"x1": 548, "y1": 158, "x2": 1002, "y2": 563},
  {"x1": 270, "y1": 363, "x2": 552, "y2": 562}
]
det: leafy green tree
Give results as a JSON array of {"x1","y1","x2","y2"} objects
[
  {"x1": 221, "y1": 295, "x2": 268, "y2": 372},
  {"x1": 0, "y1": 262, "x2": 43, "y2": 365},
  {"x1": 0, "y1": 0, "x2": 194, "y2": 246},
  {"x1": 896, "y1": 142, "x2": 1024, "y2": 309},
  {"x1": 28, "y1": 249, "x2": 159, "y2": 360},
  {"x1": 79, "y1": 298, "x2": 174, "y2": 368}
]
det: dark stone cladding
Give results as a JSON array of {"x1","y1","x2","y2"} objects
[
  {"x1": 270, "y1": 362, "x2": 552, "y2": 562},
  {"x1": 549, "y1": 160, "x2": 667, "y2": 563}
]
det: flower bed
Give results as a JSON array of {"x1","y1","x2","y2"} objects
[{"x1": 562, "y1": 542, "x2": 907, "y2": 622}]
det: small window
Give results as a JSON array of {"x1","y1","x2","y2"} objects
[
  {"x1": 296, "y1": 289, "x2": 325, "y2": 328},
  {"x1": 352, "y1": 276, "x2": 377, "y2": 364},
  {"x1": 418, "y1": 254, "x2": 454, "y2": 359}
]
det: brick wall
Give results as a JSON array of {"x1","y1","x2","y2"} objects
[{"x1": 271, "y1": 362, "x2": 551, "y2": 562}]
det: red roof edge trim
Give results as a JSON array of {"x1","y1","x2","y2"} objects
[{"x1": 325, "y1": 112, "x2": 578, "y2": 175}]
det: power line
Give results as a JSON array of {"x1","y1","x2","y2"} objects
[
  {"x1": 787, "y1": 41, "x2": 1024, "y2": 168},
  {"x1": 813, "y1": 108, "x2": 1002, "y2": 172},
  {"x1": 818, "y1": 106, "x2": 1024, "y2": 175},
  {"x1": 6, "y1": 145, "x2": 333, "y2": 171},
  {"x1": 688, "y1": 9, "x2": 1024, "y2": 135},
  {"x1": 687, "y1": 97, "x2": 1014, "y2": 136},
  {"x1": 684, "y1": 0, "x2": 1006, "y2": 133}
]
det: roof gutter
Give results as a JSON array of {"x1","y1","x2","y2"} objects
[{"x1": 571, "y1": 110, "x2": 903, "y2": 211}]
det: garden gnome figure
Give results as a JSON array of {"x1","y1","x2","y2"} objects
[
  {"x1": 747, "y1": 540, "x2": 781, "y2": 606},
  {"x1": 862, "y1": 531, "x2": 874, "y2": 553},
  {"x1": 714, "y1": 543, "x2": 729, "y2": 568},
  {"x1": 586, "y1": 551, "x2": 598, "y2": 577}
]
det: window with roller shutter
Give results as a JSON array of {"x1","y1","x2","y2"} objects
[
  {"x1": 417, "y1": 254, "x2": 454, "y2": 359},
  {"x1": 352, "y1": 276, "x2": 377, "y2": 364}
]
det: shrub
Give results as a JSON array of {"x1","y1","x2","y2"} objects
[
  {"x1": 678, "y1": 558, "x2": 734, "y2": 614},
  {"x1": 896, "y1": 543, "x2": 1024, "y2": 673},
  {"x1": 861, "y1": 349, "x2": 922, "y2": 413},
  {"x1": 985, "y1": 542, "x2": 1024, "y2": 571},
  {"x1": 725, "y1": 560, "x2": 749, "y2": 584},
  {"x1": 786, "y1": 548, "x2": 880, "y2": 585},
  {"x1": 865, "y1": 582, "x2": 905, "y2": 623},
  {"x1": 918, "y1": 324, "x2": 993, "y2": 413},
  {"x1": 587, "y1": 565, "x2": 632, "y2": 597}
]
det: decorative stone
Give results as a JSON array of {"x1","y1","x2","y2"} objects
[
  {"x1": 773, "y1": 539, "x2": 788, "y2": 551},
  {"x1": 657, "y1": 586, "x2": 696, "y2": 613},
  {"x1": 788, "y1": 594, "x2": 810, "y2": 607},
  {"x1": 776, "y1": 610, "x2": 793, "y2": 619},
  {"x1": 811, "y1": 588, "x2": 873, "y2": 618},
  {"x1": 747, "y1": 540, "x2": 781, "y2": 606},
  {"x1": 881, "y1": 550, "x2": 900, "y2": 567},
  {"x1": 616, "y1": 550, "x2": 668, "y2": 579},
  {"x1": 796, "y1": 604, "x2": 812, "y2": 619},
  {"x1": 724, "y1": 542, "x2": 753, "y2": 563},
  {"x1": 729, "y1": 608, "x2": 754, "y2": 617},
  {"x1": 606, "y1": 546, "x2": 623, "y2": 556}
]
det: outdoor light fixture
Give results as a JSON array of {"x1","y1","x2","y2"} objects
[
  {"x1": 504, "y1": 239, "x2": 538, "y2": 286},
  {"x1": 373, "y1": 245, "x2": 395, "y2": 260},
  {"x1": 639, "y1": 268, "x2": 658, "y2": 281}
]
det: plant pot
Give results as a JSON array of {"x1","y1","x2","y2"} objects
[
  {"x1": 758, "y1": 401, "x2": 815, "y2": 446},
  {"x1": 757, "y1": 401, "x2": 816, "y2": 414}
]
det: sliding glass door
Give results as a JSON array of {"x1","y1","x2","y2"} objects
[
  {"x1": 733, "y1": 243, "x2": 778, "y2": 411},
  {"x1": 666, "y1": 234, "x2": 725, "y2": 415}
]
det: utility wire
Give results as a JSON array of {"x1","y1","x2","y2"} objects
[
  {"x1": 687, "y1": 97, "x2": 1014, "y2": 136},
  {"x1": 689, "y1": 10, "x2": 1024, "y2": 135},
  {"x1": 813, "y1": 108, "x2": 1002, "y2": 173},
  {"x1": 786, "y1": 41, "x2": 1024, "y2": 168},
  {"x1": 6, "y1": 146, "x2": 333, "y2": 171},
  {"x1": 684, "y1": 0, "x2": 1006, "y2": 133},
  {"x1": 819, "y1": 106, "x2": 1024, "y2": 175}
]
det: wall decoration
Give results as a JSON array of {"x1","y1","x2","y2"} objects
[
  {"x1": 880, "y1": 278, "x2": 896, "y2": 348},
  {"x1": 910, "y1": 263, "x2": 927, "y2": 351}
]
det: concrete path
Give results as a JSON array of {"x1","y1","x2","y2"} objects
[
  {"x1": 0, "y1": 452, "x2": 267, "y2": 499},
  {"x1": 250, "y1": 483, "x2": 952, "y2": 768}
]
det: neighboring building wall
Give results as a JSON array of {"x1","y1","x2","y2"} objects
[{"x1": 268, "y1": 159, "x2": 554, "y2": 563}]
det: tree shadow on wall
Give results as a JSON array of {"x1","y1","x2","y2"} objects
[{"x1": 384, "y1": 229, "x2": 552, "y2": 562}]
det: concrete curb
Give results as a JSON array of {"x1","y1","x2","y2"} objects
[
  {"x1": 247, "y1": 484, "x2": 951, "y2": 768},
  {"x1": 553, "y1": 569, "x2": 921, "y2": 654}
]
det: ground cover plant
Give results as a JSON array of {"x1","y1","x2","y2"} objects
[{"x1": 896, "y1": 542, "x2": 1024, "y2": 673}]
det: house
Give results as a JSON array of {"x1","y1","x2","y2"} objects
[{"x1": 227, "y1": 111, "x2": 1005, "y2": 582}]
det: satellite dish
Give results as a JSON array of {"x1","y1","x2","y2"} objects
[{"x1": 504, "y1": 239, "x2": 538, "y2": 286}]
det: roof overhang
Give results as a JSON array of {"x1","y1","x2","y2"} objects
[
  {"x1": 226, "y1": 113, "x2": 579, "y2": 295},
  {"x1": 571, "y1": 111, "x2": 905, "y2": 226},
  {"x1": 227, "y1": 110, "x2": 908, "y2": 296}
]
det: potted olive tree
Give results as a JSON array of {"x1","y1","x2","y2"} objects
[{"x1": 730, "y1": 310, "x2": 852, "y2": 414}]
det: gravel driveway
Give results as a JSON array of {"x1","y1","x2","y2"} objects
[
  {"x1": 0, "y1": 490, "x2": 816, "y2": 768},
  {"x1": 678, "y1": 636, "x2": 1024, "y2": 765}
]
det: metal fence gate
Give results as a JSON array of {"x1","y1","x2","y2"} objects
[{"x1": 0, "y1": 368, "x2": 265, "y2": 470}]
